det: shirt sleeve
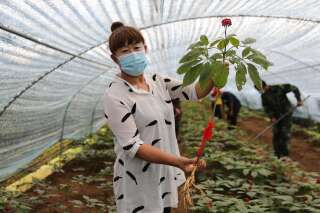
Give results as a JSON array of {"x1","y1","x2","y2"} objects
[
  {"x1": 157, "y1": 74, "x2": 198, "y2": 101},
  {"x1": 281, "y1": 84, "x2": 301, "y2": 102},
  {"x1": 103, "y1": 92, "x2": 143, "y2": 158}
]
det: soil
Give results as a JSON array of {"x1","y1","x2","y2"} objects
[
  {"x1": 239, "y1": 116, "x2": 320, "y2": 173},
  {"x1": 21, "y1": 156, "x2": 114, "y2": 213},
  {"x1": 18, "y1": 114, "x2": 320, "y2": 212}
]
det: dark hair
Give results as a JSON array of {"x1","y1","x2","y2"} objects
[
  {"x1": 254, "y1": 80, "x2": 267, "y2": 90},
  {"x1": 108, "y1": 22, "x2": 145, "y2": 54}
]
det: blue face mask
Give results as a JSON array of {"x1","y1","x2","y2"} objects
[{"x1": 118, "y1": 51, "x2": 148, "y2": 76}]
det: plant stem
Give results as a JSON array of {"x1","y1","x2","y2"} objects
[{"x1": 222, "y1": 26, "x2": 227, "y2": 63}]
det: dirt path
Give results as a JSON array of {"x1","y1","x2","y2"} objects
[{"x1": 239, "y1": 116, "x2": 320, "y2": 173}]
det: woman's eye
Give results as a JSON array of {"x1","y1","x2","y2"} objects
[{"x1": 134, "y1": 46, "x2": 141, "y2": 50}]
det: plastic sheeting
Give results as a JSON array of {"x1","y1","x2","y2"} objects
[{"x1": 1, "y1": 0, "x2": 320, "y2": 181}]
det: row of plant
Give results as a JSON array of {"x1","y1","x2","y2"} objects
[
  {"x1": 1, "y1": 99, "x2": 319, "y2": 212},
  {"x1": 180, "y1": 100, "x2": 320, "y2": 213},
  {"x1": 1, "y1": 127, "x2": 118, "y2": 213}
]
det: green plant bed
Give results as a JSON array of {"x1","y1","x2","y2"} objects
[
  {"x1": 2, "y1": 101, "x2": 319, "y2": 213},
  {"x1": 180, "y1": 101, "x2": 320, "y2": 213}
]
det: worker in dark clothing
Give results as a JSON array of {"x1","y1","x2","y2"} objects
[
  {"x1": 209, "y1": 88, "x2": 241, "y2": 128},
  {"x1": 221, "y1": 91, "x2": 242, "y2": 127},
  {"x1": 256, "y1": 81, "x2": 303, "y2": 158}
]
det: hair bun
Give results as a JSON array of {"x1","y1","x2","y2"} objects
[{"x1": 111, "y1": 22, "x2": 124, "y2": 32}]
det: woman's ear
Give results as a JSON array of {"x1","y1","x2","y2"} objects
[
  {"x1": 111, "y1": 54, "x2": 119, "y2": 64},
  {"x1": 144, "y1": 44, "x2": 148, "y2": 53}
]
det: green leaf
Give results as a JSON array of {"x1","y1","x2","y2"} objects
[
  {"x1": 182, "y1": 63, "x2": 203, "y2": 86},
  {"x1": 251, "y1": 49, "x2": 267, "y2": 59},
  {"x1": 258, "y1": 168, "x2": 272, "y2": 177},
  {"x1": 251, "y1": 171, "x2": 258, "y2": 178},
  {"x1": 210, "y1": 39, "x2": 222, "y2": 47},
  {"x1": 235, "y1": 63, "x2": 247, "y2": 90},
  {"x1": 242, "y1": 37, "x2": 256, "y2": 45},
  {"x1": 243, "y1": 168, "x2": 250, "y2": 176},
  {"x1": 272, "y1": 195, "x2": 294, "y2": 203},
  {"x1": 210, "y1": 53, "x2": 223, "y2": 60},
  {"x1": 251, "y1": 55, "x2": 272, "y2": 70},
  {"x1": 179, "y1": 49, "x2": 203, "y2": 63},
  {"x1": 229, "y1": 37, "x2": 240, "y2": 48},
  {"x1": 247, "y1": 63, "x2": 262, "y2": 90},
  {"x1": 242, "y1": 47, "x2": 251, "y2": 58},
  {"x1": 225, "y1": 49, "x2": 236, "y2": 57},
  {"x1": 217, "y1": 39, "x2": 229, "y2": 50},
  {"x1": 199, "y1": 63, "x2": 212, "y2": 90},
  {"x1": 212, "y1": 62, "x2": 229, "y2": 88},
  {"x1": 177, "y1": 59, "x2": 200, "y2": 74},
  {"x1": 227, "y1": 34, "x2": 237, "y2": 38},
  {"x1": 187, "y1": 41, "x2": 203, "y2": 50},
  {"x1": 200, "y1": 35, "x2": 209, "y2": 45}
]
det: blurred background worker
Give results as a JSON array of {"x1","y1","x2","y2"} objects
[
  {"x1": 209, "y1": 88, "x2": 241, "y2": 128},
  {"x1": 256, "y1": 81, "x2": 303, "y2": 158},
  {"x1": 221, "y1": 91, "x2": 242, "y2": 128},
  {"x1": 209, "y1": 88, "x2": 224, "y2": 119}
]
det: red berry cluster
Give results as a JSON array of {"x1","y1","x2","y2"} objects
[{"x1": 222, "y1": 18, "x2": 232, "y2": 27}]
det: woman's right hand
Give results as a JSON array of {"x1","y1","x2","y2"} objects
[{"x1": 177, "y1": 157, "x2": 206, "y2": 173}]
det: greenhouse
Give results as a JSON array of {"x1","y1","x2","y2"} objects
[{"x1": 0, "y1": 0, "x2": 320, "y2": 212}]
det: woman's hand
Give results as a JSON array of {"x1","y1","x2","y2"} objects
[
  {"x1": 197, "y1": 158, "x2": 206, "y2": 171},
  {"x1": 177, "y1": 157, "x2": 206, "y2": 173}
]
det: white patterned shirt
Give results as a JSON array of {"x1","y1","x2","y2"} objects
[{"x1": 103, "y1": 72, "x2": 198, "y2": 213}]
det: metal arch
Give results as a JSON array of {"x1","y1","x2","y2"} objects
[
  {"x1": 86, "y1": 14, "x2": 320, "y2": 56},
  {"x1": 269, "y1": 50, "x2": 320, "y2": 74},
  {"x1": 0, "y1": 55, "x2": 74, "y2": 117},
  {"x1": 1, "y1": 14, "x2": 319, "y2": 117},
  {"x1": 0, "y1": 23, "x2": 107, "y2": 66},
  {"x1": 259, "y1": 49, "x2": 320, "y2": 88},
  {"x1": 59, "y1": 70, "x2": 113, "y2": 141},
  {"x1": 90, "y1": 94, "x2": 104, "y2": 133},
  {"x1": 266, "y1": 63, "x2": 320, "y2": 75},
  {"x1": 83, "y1": 16, "x2": 320, "y2": 128},
  {"x1": 0, "y1": 23, "x2": 113, "y2": 118}
]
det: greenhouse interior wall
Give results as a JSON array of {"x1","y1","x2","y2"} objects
[{"x1": 0, "y1": 0, "x2": 320, "y2": 184}]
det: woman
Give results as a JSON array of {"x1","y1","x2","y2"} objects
[{"x1": 104, "y1": 22, "x2": 215, "y2": 213}]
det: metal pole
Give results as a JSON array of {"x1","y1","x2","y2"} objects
[{"x1": 250, "y1": 95, "x2": 311, "y2": 141}]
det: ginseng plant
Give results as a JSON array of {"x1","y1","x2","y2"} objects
[{"x1": 178, "y1": 18, "x2": 273, "y2": 208}]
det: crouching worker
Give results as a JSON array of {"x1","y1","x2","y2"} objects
[
  {"x1": 103, "y1": 22, "x2": 214, "y2": 213},
  {"x1": 256, "y1": 81, "x2": 303, "y2": 158},
  {"x1": 210, "y1": 88, "x2": 241, "y2": 129},
  {"x1": 221, "y1": 91, "x2": 242, "y2": 129}
]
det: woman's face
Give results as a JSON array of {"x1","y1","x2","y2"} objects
[{"x1": 114, "y1": 42, "x2": 146, "y2": 58}]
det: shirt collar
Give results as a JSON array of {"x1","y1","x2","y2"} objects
[{"x1": 114, "y1": 73, "x2": 153, "y2": 94}]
